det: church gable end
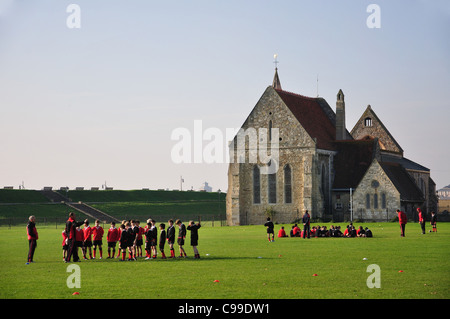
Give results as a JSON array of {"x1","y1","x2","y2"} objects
[{"x1": 350, "y1": 105, "x2": 404, "y2": 155}]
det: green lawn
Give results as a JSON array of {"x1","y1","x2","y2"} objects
[{"x1": 1, "y1": 222, "x2": 449, "y2": 299}]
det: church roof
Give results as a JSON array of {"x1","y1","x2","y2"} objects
[
  {"x1": 379, "y1": 162, "x2": 425, "y2": 202},
  {"x1": 380, "y1": 153, "x2": 430, "y2": 172},
  {"x1": 275, "y1": 89, "x2": 338, "y2": 150},
  {"x1": 332, "y1": 139, "x2": 377, "y2": 189}
]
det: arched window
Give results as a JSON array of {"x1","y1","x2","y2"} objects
[
  {"x1": 269, "y1": 120, "x2": 273, "y2": 141},
  {"x1": 253, "y1": 165, "x2": 260, "y2": 204},
  {"x1": 366, "y1": 194, "x2": 371, "y2": 209},
  {"x1": 374, "y1": 193, "x2": 378, "y2": 209},
  {"x1": 268, "y1": 161, "x2": 277, "y2": 204},
  {"x1": 284, "y1": 165, "x2": 292, "y2": 204},
  {"x1": 381, "y1": 193, "x2": 386, "y2": 209},
  {"x1": 364, "y1": 117, "x2": 373, "y2": 127}
]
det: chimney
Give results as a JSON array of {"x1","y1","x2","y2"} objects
[{"x1": 335, "y1": 89, "x2": 346, "y2": 140}]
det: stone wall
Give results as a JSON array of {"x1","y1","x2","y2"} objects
[{"x1": 352, "y1": 159, "x2": 401, "y2": 221}]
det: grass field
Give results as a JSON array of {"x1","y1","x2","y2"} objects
[{"x1": 1, "y1": 222, "x2": 449, "y2": 300}]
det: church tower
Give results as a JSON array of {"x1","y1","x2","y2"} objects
[{"x1": 335, "y1": 89, "x2": 346, "y2": 140}]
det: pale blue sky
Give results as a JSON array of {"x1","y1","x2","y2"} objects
[{"x1": 1, "y1": 0, "x2": 449, "y2": 192}]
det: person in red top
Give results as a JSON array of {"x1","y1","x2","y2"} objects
[
  {"x1": 136, "y1": 221, "x2": 146, "y2": 257},
  {"x1": 417, "y1": 207, "x2": 426, "y2": 235},
  {"x1": 26, "y1": 215, "x2": 38, "y2": 264},
  {"x1": 62, "y1": 230, "x2": 68, "y2": 261},
  {"x1": 92, "y1": 219, "x2": 104, "y2": 259},
  {"x1": 82, "y1": 220, "x2": 93, "y2": 260},
  {"x1": 107, "y1": 221, "x2": 120, "y2": 258},
  {"x1": 397, "y1": 209, "x2": 407, "y2": 237},
  {"x1": 278, "y1": 226, "x2": 288, "y2": 238},
  {"x1": 64, "y1": 212, "x2": 87, "y2": 263},
  {"x1": 292, "y1": 224, "x2": 301, "y2": 237},
  {"x1": 75, "y1": 226, "x2": 84, "y2": 259}
]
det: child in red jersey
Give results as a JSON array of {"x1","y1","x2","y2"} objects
[
  {"x1": 75, "y1": 226, "x2": 84, "y2": 259},
  {"x1": 107, "y1": 221, "x2": 119, "y2": 258},
  {"x1": 62, "y1": 230, "x2": 68, "y2": 261},
  {"x1": 82, "y1": 220, "x2": 93, "y2": 260},
  {"x1": 92, "y1": 219, "x2": 104, "y2": 259},
  {"x1": 278, "y1": 226, "x2": 288, "y2": 238},
  {"x1": 136, "y1": 220, "x2": 145, "y2": 257}
]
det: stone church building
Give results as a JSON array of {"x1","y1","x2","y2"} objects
[{"x1": 226, "y1": 69, "x2": 437, "y2": 225}]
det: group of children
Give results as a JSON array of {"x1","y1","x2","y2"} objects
[
  {"x1": 62, "y1": 218, "x2": 202, "y2": 262},
  {"x1": 277, "y1": 223, "x2": 373, "y2": 239}
]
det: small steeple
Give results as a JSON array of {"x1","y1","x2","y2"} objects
[{"x1": 272, "y1": 54, "x2": 282, "y2": 90}]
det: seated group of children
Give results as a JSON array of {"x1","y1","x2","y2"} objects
[{"x1": 278, "y1": 223, "x2": 373, "y2": 238}]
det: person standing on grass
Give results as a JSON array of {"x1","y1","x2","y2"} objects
[
  {"x1": 417, "y1": 208, "x2": 426, "y2": 234},
  {"x1": 167, "y1": 219, "x2": 176, "y2": 258},
  {"x1": 92, "y1": 219, "x2": 104, "y2": 259},
  {"x1": 430, "y1": 211, "x2": 437, "y2": 233},
  {"x1": 302, "y1": 210, "x2": 311, "y2": 239},
  {"x1": 397, "y1": 209, "x2": 407, "y2": 237},
  {"x1": 26, "y1": 215, "x2": 38, "y2": 264},
  {"x1": 176, "y1": 219, "x2": 187, "y2": 257},
  {"x1": 187, "y1": 220, "x2": 201, "y2": 259},
  {"x1": 264, "y1": 217, "x2": 275, "y2": 242},
  {"x1": 107, "y1": 221, "x2": 119, "y2": 258},
  {"x1": 119, "y1": 222, "x2": 132, "y2": 261},
  {"x1": 159, "y1": 223, "x2": 167, "y2": 259},
  {"x1": 150, "y1": 219, "x2": 158, "y2": 259},
  {"x1": 65, "y1": 212, "x2": 87, "y2": 263},
  {"x1": 82, "y1": 220, "x2": 93, "y2": 260}
]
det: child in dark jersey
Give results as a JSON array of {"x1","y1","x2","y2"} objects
[{"x1": 187, "y1": 220, "x2": 201, "y2": 259}]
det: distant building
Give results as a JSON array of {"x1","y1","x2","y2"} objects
[
  {"x1": 438, "y1": 185, "x2": 450, "y2": 200},
  {"x1": 199, "y1": 182, "x2": 212, "y2": 192}
]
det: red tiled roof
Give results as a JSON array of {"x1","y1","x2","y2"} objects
[{"x1": 275, "y1": 89, "x2": 337, "y2": 150}]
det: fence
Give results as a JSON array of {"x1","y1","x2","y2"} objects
[{"x1": 0, "y1": 214, "x2": 227, "y2": 229}]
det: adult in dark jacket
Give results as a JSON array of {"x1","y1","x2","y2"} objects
[
  {"x1": 302, "y1": 210, "x2": 311, "y2": 239},
  {"x1": 64, "y1": 212, "x2": 87, "y2": 262}
]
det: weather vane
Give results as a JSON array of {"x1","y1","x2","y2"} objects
[{"x1": 273, "y1": 54, "x2": 279, "y2": 69}]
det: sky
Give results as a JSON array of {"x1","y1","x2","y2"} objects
[{"x1": 0, "y1": 0, "x2": 449, "y2": 192}]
